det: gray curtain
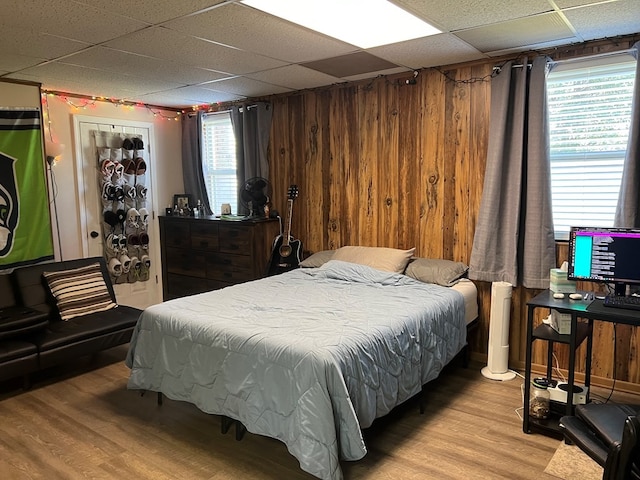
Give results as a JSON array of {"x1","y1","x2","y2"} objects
[
  {"x1": 231, "y1": 102, "x2": 272, "y2": 215},
  {"x1": 469, "y1": 56, "x2": 556, "y2": 289},
  {"x1": 614, "y1": 41, "x2": 640, "y2": 228},
  {"x1": 181, "y1": 111, "x2": 212, "y2": 215}
]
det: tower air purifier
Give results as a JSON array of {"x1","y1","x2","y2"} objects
[{"x1": 481, "y1": 281, "x2": 516, "y2": 380}]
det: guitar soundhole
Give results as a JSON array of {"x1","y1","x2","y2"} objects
[{"x1": 279, "y1": 244, "x2": 292, "y2": 257}]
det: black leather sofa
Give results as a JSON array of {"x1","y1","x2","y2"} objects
[{"x1": 0, "y1": 257, "x2": 142, "y2": 387}]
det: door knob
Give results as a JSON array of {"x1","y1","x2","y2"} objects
[{"x1": 90, "y1": 231, "x2": 99, "y2": 238}]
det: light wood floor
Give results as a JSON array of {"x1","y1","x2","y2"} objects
[{"x1": 0, "y1": 346, "x2": 636, "y2": 480}]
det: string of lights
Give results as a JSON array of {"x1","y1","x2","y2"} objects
[{"x1": 41, "y1": 90, "x2": 188, "y2": 120}]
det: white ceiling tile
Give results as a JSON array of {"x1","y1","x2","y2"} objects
[
  {"x1": 15, "y1": 62, "x2": 184, "y2": 98},
  {"x1": 60, "y1": 47, "x2": 231, "y2": 85},
  {"x1": 392, "y1": 0, "x2": 554, "y2": 31},
  {"x1": 246, "y1": 65, "x2": 342, "y2": 91},
  {"x1": 103, "y1": 27, "x2": 288, "y2": 74},
  {"x1": 0, "y1": 26, "x2": 91, "y2": 60},
  {"x1": 456, "y1": 12, "x2": 575, "y2": 53},
  {"x1": 0, "y1": 53, "x2": 45, "y2": 72},
  {"x1": 134, "y1": 87, "x2": 244, "y2": 108},
  {"x1": 1, "y1": 0, "x2": 148, "y2": 43},
  {"x1": 12, "y1": 71, "x2": 140, "y2": 101},
  {"x1": 368, "y1": 33, "x2": 486, "y2": 69},
  {"x1": 562, "y1": 0, "x2": 640, "y2": 41},
  {"x1": 75, "y1": 0, "x2": 227, "y2": 24},
  {"x1": 163, "y1": 3, "x2": 358, "y2": 63},
  {"x1": 484, "y1": 36, "x2": 581, "y2": 57},
  {"x1": 201, "y1": 77, "x2": 293, "y2": 97}
]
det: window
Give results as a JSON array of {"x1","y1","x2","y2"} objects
[
  {"x1": 201, "y1": 112, "x2": 237, "y2": 214},
  {"x1": 547, "y1": 54, "x2": 636, "y2": 240}
]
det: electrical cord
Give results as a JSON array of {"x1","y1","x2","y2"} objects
[
  {"x1": 552, "y1": 352, "x2": 566, "y2": 383},
  {"x1": 48, "y1": 162, "x2": 63, "y2": 260}
]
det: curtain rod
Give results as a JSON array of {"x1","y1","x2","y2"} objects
[
  {"x1": 550, "y1": 47, "x2": 636, "y2": 66},
  {"x1": 493, "y1": 46, "x2": 636, "y2": 72},
  {"x1": 188, "y1": 104, "x2": 262, "y2": 117},
  {"x1": 493, "y1": 63, "x2": 531, "y2": 72}
]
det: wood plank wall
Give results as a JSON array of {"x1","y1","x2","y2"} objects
[{"x1": 263, "y1": 35, "x2": 640, "y2": 391}]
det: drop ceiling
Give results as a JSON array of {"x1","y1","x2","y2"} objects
[{"x1": 0, "y1": 0, "x2": 638, "y2": 109}]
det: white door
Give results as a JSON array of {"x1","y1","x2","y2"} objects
[{"x1": 73, "y1": 115, "x2": 161, "y2": 309}]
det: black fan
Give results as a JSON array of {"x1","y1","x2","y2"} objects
[{"x1": 239, "y1": 177, "x2": 272, "y2": 217}]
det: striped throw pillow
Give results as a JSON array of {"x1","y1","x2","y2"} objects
[{"x1": 43, "y1": 263, "x2": 117, "y2": 321}]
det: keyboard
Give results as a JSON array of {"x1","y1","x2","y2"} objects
[{"x1": 603, "y1": 295, "x2": 640, "y2": 311}]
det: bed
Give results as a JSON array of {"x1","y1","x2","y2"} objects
[{"x1": 126, "y1": 255, "x2": 476, "y2": 480}]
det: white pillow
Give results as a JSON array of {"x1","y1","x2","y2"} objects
[{"x1": 331, "y1": 246, "x2": 415, "y2": 274}]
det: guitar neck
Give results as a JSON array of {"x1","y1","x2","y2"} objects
[{"x1": 282, "y1": 199, "x2": 294, "y2": 247}]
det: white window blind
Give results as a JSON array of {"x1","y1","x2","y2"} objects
[
  {"x1": 201, "y1": 112, "x2": 237, "y2": 214},
  {"x1": 547, "y1": 54, "x2": 636, "y2": 240}
]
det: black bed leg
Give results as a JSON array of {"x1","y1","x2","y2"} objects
[
  {"x1": 235, "y1": 421, "x2": 246, "y2": 441},
  {"x1": 157, "y1": 392, "x2": 163, "y2": 405},
  {"x1": 462, "y1": 345, "x2": 470, "y2": 368},
  {"x1": 221, "y1": 416, "x2": 233, "y2": 434}
]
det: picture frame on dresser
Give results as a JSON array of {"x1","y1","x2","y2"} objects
[{"x1": 173, "y1": 193, "x2": 193, "y2": 210}]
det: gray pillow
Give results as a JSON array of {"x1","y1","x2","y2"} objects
[
  {"x1": 404, "y1": 258, "x2": 469, "y2": 287},
  {"x1": 299, "y1": 250, "x2": 335, "y2": 268}
]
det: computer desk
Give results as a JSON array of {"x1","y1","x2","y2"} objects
[{"x1": 523, "y1": 289, "x2": 640, "y2": 437}]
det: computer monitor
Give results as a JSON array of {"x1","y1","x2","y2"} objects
[{"x1": 568, "y1": 226, "x2": 640, "y2": 296}]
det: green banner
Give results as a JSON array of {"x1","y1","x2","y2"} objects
[{"x1": 0, "y1": 109, "x2": 54, "y2": 270}]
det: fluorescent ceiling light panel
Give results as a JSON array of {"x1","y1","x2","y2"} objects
[{"x1": 241, "y1": 0, "x2": 441, "y2": 49}]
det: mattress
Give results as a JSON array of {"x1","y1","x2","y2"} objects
[
  {"x1": 126, "y1": 260, "x2": 467, "y2": 480},
  {"x1": 451, "y1": 278, "x2": 478, "y2": 325}
]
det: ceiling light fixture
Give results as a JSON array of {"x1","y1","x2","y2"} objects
[{"x1": 241, "y1": 0, "x2": 441, "y2": 49}]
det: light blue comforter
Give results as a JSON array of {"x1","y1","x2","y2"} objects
[{"x1": 126, "y1": 260, "x2": 466, "y2": 480}]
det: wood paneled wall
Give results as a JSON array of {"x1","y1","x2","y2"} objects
[{"x1": 263, "y1": 36, "x2": 640, "y2": 391}]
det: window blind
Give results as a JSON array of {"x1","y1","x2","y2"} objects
[
  {"x1": 201, "y1": 112, "x2": 238, "y2": 214},
  {"x1": 547, "y1": 55, "x2": 636, "y2": 240}
]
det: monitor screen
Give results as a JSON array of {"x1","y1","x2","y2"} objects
[{"x1": 568, "y1": 227, "x2": 640, "y2": 294}]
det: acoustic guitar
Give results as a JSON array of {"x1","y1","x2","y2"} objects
[{"x1": 266, "y1": 185, "x2": 302, "y2": 276}]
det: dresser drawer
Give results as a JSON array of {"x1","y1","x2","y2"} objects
[
  {"x1": 164, "y1": 221, "x2": 191, "y2": 248},
  {"x1": 165, "y1": 247, "x2": 207, "y2": 278},
  {"x1": 206, "y1": 252, "x2": 255, "y2": 282},
  {"x1": 165, "y1": 273, "x2": 212, "y2": 299},
  {"x1": 218, "y1": 225, "x2": 252, "y2": 254},
  {"x1": 190, "y1": 222, "x2": 219, "y2": 250}
]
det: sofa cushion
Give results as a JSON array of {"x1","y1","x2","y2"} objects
[
  {"x1": 0, "y1": 339, "x2": 38, "y2": 363},
  {"x1": 0, "y1": 273, "x2": 16, "y2": 308},
  {"x1": 0, "y1": 340, "x2": 39, "y2": 381},
  {"x1": 0, "y1": 306, "x2": 49, "y2": 340},
  {"x1": 34, "y1": 305, "x2": 141, "y2": 352},
  {"x1": 43, "y1": 263, "x2": 117, "y2": 321},
  {"x1": 13, "y1": 257, "x2": 116, "y2": 315}
]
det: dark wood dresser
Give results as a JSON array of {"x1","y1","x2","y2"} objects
[{"x1": 159, "y1": 215, "x2": 280, "y2": 300}]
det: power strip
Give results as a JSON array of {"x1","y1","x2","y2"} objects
[{"x1": 548, "y1": 382, "x2": 588, "y2": 405}]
